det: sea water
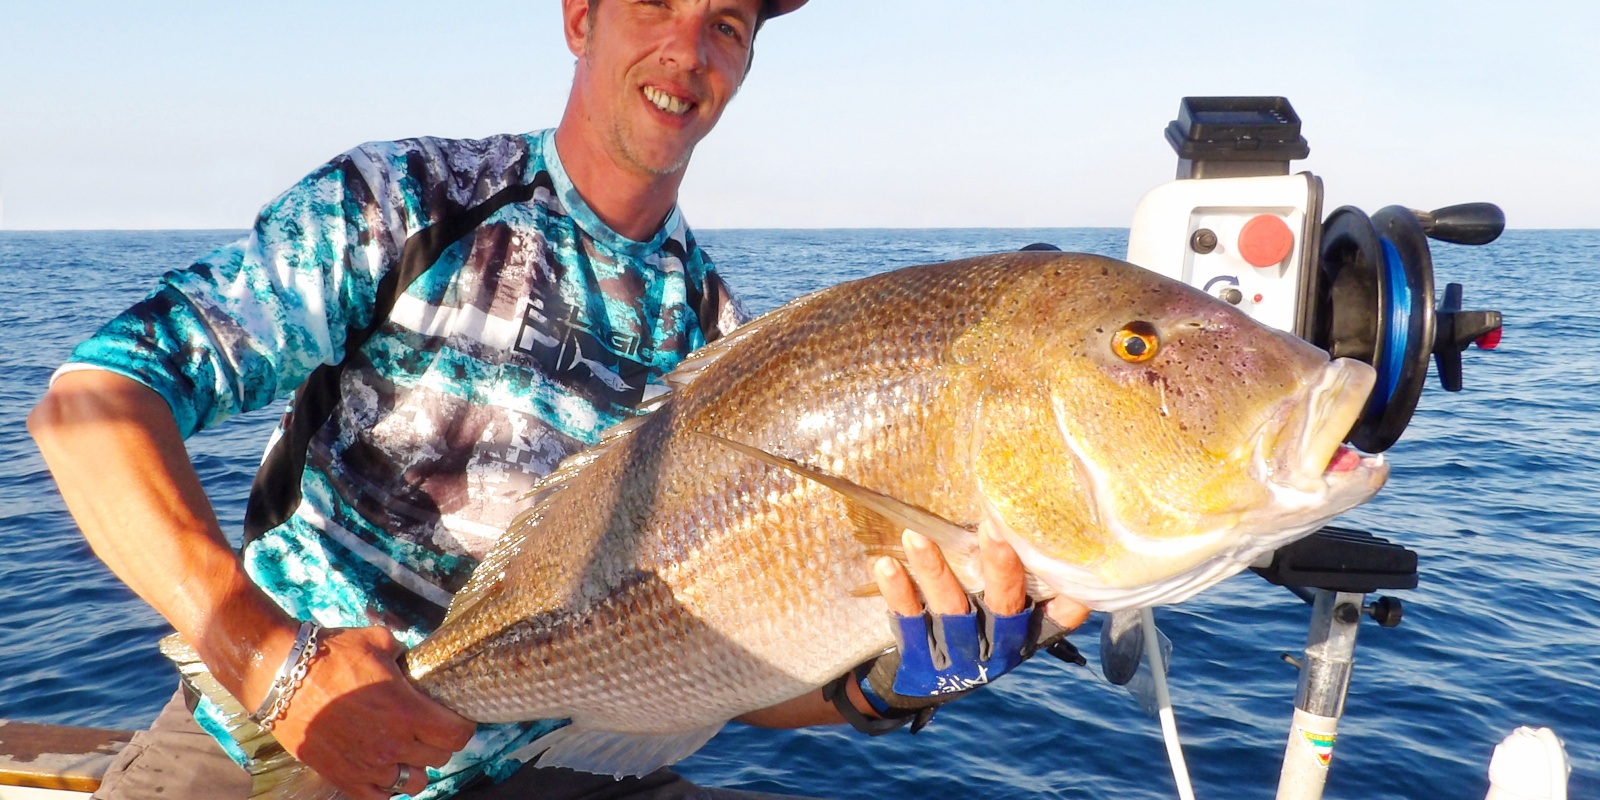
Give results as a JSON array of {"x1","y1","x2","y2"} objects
[{"x1": 1, "y1": 228, "x2": 1595, "y2": 799}]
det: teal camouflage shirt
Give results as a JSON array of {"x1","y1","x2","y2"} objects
[{"x1": 61, "y1": 128, "x2": 746, "y2": 795}]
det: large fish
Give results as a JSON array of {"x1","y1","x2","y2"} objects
[{"x1": 180, "y1": 251, "x2": 1387, "y2": 793}]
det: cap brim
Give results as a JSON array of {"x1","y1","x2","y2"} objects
[{"x1": 769, "y1": 0, "x2": 807, "y2": 17}]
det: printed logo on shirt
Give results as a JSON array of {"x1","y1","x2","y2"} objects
[{"x1": 515, "y1": 295, "x2": 649, "y2": 409}]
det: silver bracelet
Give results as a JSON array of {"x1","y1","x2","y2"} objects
[{"x1": 251, "y1": 621, "x2": 322, "y2": 731}]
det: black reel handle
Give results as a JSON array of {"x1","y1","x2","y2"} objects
[
  {"x1": 1434, "y1": 283, "x2": 1504, "y2": 392},
  {"x1": 1412, "y1": 203, "x2": 1505, "y2": 246}
]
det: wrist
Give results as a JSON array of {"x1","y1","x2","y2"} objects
[
  {"x1": 850, "y1": 663, "x2": 892, "y2": 717},
  {"x1": 190, "y1": 596, "x2": 305, "y2": 713},
  {"x1": 824, "y1": 667, "x2": 917, "y2": 737},
  {"x1": 250, "y1": 621, "x2": 324, "y2": 729}
]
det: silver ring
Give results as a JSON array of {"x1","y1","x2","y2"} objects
[{"x1": 387, "y1": 764, "x2": 411, "y2": 794}]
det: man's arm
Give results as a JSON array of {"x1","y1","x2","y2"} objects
[{"x1": 29, "y1": 370, "x2": 472, "y2": 800}]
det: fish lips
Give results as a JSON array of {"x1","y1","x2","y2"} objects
[{"x1": 1267, "y1": 357, "x2": 1388, "y2": 498}]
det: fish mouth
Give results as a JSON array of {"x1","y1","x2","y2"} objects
[
  {"x1": 1004, "y1": 357, "x2": 1390, "y2": 613},
  {"x1": 1261, "y1": 357, "x2": 1388, "y2": 507}
]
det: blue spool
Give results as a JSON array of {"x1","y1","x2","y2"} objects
[{"x1": 1376, "y1": 238, "x2": 1410, "y2": 410}]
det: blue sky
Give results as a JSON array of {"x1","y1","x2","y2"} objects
[{"x1": 2, "y1": 1, "x2": 1595, "y2": 230}]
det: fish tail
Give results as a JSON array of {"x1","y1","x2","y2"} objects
[{"x1": 158, "y1": 634, "x2": 344, "y2": 799}]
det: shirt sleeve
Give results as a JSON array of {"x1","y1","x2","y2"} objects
[{"x1": 62, "y1": 150, "x2": 406, "y2": 438}]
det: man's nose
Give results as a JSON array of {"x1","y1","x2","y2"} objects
[{"x1": 658, "y1": 13, "x2": 709, "y2": 71}]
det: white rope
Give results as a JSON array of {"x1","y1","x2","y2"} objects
[{"x1": 1143, "y1": 606, "x2": 1196, "y2": 800}]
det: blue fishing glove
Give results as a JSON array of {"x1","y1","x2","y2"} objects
[
  {"x1": 887, "y1": 594, "x2": 1033, "y2": 697},
  {"x1": 824, "y1": 594, "x2": 1085, "y2": 735}
]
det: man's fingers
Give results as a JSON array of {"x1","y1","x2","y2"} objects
[
  {"x1": 902, "y1": 530, "x2": 969, "y2": 616},
  {"x1": 374, "y1": 762, "x2": 430, "y2": 798},
  {"x1": 360, "y1": 761, "x2": 428, "y2": 800},
  {"x1": 875, "y1": 557, "x2": 922, "y2": 617},
  {"x1": 397, "y1": 737, "x2": 457, "y2": 771},
  {"x1": 405, "y1": 693, "x2": 477, "y2": 752},
  {"x1": 345, "y1": 783, "x2": 388, "y2": 800},
  {"x1": 400, "y1": 763, "x2": 431, "y2": 796},
  {"x1": 359, "y1": 628, "x2": 473, "y2": 753},
  {"x1": 979, "y1": 526, "x2": 1027, "y2": 616},
  {"x1": 1041, "y1": 596, "x2": 1091, "y2": 632}
]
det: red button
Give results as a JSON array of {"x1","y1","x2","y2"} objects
[
  {"x1": 1476, "y1": 327, "x2": 1502, "y2": 350},
  {"x1": 1238, "y1": 214, "x2": 1295, "y2": 268}
]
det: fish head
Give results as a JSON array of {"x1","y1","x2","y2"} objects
[{"x1": 973, "y1": 254, "x2": 1388, "y2": 608}]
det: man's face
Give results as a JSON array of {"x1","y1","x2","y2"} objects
[{"x1": 566, "y1": 0, "x2": 761, "y2": 178}]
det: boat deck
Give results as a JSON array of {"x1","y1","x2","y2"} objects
[{"x1": 0, "y1": 719, "x2": 128, "y2": 797}]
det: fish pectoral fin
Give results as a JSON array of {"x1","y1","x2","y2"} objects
[
  {"x1": 844, "y1": 501, "x2": 909, "y2": 560},
  {"x1": 695, "y1": 431, "x2": 980, "y2": 562},
  {"x1": 1100, "y1": 608, "x2": 1174, "y2": 718},
  {"x1": 849, "y1": 581, "x2": 884, "y2": 598},
  {"x1": 1099, "y1": 609, "x2": 1146, "y2": 686},
  {"x1": 517, "y1": 722, "x2": 726, "y2": 779}
]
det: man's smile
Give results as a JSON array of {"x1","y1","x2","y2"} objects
[{"x1": 642, "y1": 85, "x2": 694, "y2": 116}]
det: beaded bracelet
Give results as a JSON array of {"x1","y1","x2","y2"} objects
[{"x1": 251, "y1": 621, "x2": 322, "y2": 731}]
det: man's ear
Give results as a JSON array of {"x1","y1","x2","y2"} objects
[{"x1": 562, "y1": 0, "x2": 593, "y2": 58}]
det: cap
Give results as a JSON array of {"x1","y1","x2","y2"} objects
[{"x1": 769, "y1": 0, "x2": 807, "y2": 17}]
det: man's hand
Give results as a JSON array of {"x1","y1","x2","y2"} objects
[
  {"x1": 263, "y1": 626, "x2": 476, "y2": 800},
  {"x1": 870, "y1": 526, "x2": 1090, "y2": 702},
  {"x1": 739, "y1": 525, "x2": 1089, "y2": 730},
  {"x1": 878, "y1": 525, "x2": 1089, "y2": 638}
]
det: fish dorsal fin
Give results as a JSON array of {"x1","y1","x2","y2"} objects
[
  {"x1": 446, "y1": 476, "x2": 583, "y2": 628},
  {"x1": 450, "y1": 374, "x2": 685, "y2": 628},
  {"x1": 696, "y1": 432, "x2": 983, "y2": 588},
  {"x1": 464, "y1": 303, "x2": 812, "y2": 622},
  {"x1": 661, "y1": 324, "x2": 747, "y2": 390},
  {"x1": 440, "y1": 567, "x2": 509, "y2": 628},
  {"x1": 590, "y1": 407, "x2": 656, "y2": 448},
  {"x1": 661, "y1": 292, "x2": 824, "y2": 391},
  {"x1": 440, "y1": 533, "x2": 534, "y2": 629},
  {"x1": 442, "y1": 511, "x2": 516, "y2": 626}
]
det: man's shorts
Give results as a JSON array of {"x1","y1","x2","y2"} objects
[{"x1": 94, "y1": 688, "x2": 819, "y2": 800}]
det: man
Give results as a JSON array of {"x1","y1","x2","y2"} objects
[{"x1": 30, "y1": 1, "x2": 1087, "y2": 798}]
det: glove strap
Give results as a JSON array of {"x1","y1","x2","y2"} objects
[{"x1": 824, "y1": 664, "x2": 918, "y2": 737}]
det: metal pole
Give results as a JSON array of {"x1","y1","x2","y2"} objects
[{"x1": 1275, "y1": 589, "x2": 1365, "y2": 800}]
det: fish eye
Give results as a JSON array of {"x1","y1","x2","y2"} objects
[{"x1": 1112, "y1": 321, "x2": 1160, "y2": 363}]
